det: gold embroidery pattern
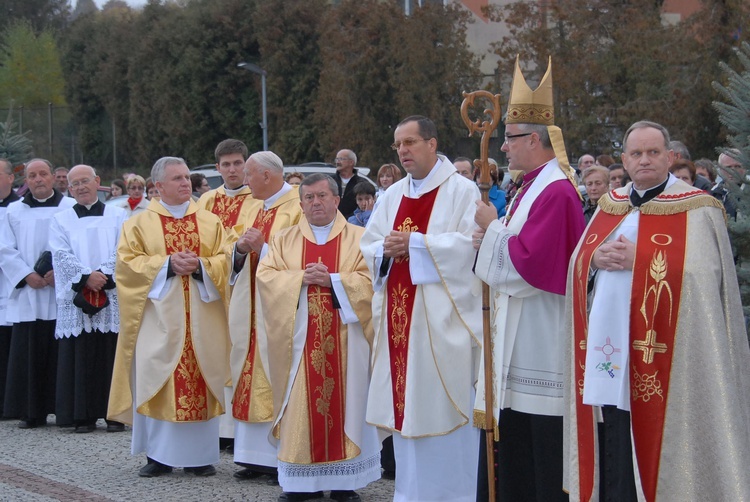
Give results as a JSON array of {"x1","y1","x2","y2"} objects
[
  {"x1": 309, "y1": 288, "x2": 335, "y2": 422},
  {"x1": 395, "y1": 218, "x2": 418, "y2": 264},
  {"x1": 394, "y1": 353, "x2": 406, "y2": 416},
  {"x1": 578, "y1": 361, "x2": 586, "y2": 396},
  {"x1": 634, "y1": 250, "x2": 672, "y2": 364},
  {"x1": 632, "y1": 367, "x2": 663, "y2": 402},
  {"x1": 163, "y1": 218, "x2": 199, "y2": 252},
  {"x1": 175, "y1": 302, "x2": 208, "y2": 421},
  {"x1": 213, "y1": 194, "x2": 243, "y2": 228},
  {"x1": 390, "y1": 283, "x2": 409, "y2": 348}
]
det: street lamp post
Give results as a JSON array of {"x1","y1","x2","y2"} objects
[{"x1": 237, "y1": 62, "x2": 268, "y2": 151}]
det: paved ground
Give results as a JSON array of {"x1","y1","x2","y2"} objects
[{"x1": 0, "y1": 417, "x2": 394, "y2": 501}]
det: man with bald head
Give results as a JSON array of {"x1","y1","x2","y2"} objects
[
  {"x1": 49, "y1": 165, "x2": 127, "y2": 433},
  {"x1": 229, "y1": 151, "x2": 302, "y2": 483},
  {"x1": 0, "y1": 159, "x2": 75, "y2": 427},
  {"x1": 334, "y1": 149, "x2": 369, "y2": 220}
]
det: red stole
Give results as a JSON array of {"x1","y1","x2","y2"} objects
[
  {"x1": 209, "y1": 192, "x2": 248, "y2": 230},
  {"x1": 386, "y1": 188, "x2": 439, "y2": 431},
  {"x1": 233, "y1": 207, "x2": 279, "y2": 421},
  {"x1": 572, "y1": 209, "x2": 687, "y2": 501},
  {"x1": 159, "y1": 213, "x2": 208, "y2": 421},
  {"x1": 302, "y1": 234, "x2": 346, "y2": 462}
]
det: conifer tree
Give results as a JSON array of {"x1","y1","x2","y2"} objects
[{"x1": 713, "y1": 41, "x2": 750, "y2": 332}]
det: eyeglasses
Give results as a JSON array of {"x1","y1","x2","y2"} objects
[
  {"x1": 334, "y1": 157, "x2": 353, "y2": 163},
  {"x1": 70, "y1": 178, "x2": 93, "y2": 188},
  {"x1": 503, "y1": 132, "x2": 533, "y2": 144},
  {"x1": 391, "y1": 138, "x2": 428, "y2": 151}
]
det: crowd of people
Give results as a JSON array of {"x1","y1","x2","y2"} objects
[{"x1": 0, "y1": 58, "x2": 747, "y2": 502}]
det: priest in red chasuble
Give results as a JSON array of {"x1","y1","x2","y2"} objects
[
  {"x1": 564, "y1": 121, "x2": 750, "y2": 501},
  {"x1": 257, "y1": 173, "x2": 379, "y2": 502},
  {"x1": 108, "y1": 157, "x2": 231, "y2": 478},
  {"x1": 361, "y1": 115, "x2": 483, "y2": 502},
  {"x1": 229, "y1": 151, "x2": 302, "y2": 483}
]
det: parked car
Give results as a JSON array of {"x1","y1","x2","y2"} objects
[{"x1": 191, "y1": 162, "x2": 377, "y2": 189}]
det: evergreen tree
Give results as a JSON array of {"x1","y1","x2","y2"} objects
[
  {"x1": 713, "y1": 40, "x2": 750, "y2": 332},
  {"x1": 0, "y1": 106, "x2": 33, "y2": 171}
]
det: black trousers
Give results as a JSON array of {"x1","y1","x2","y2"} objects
[
  {"x1": 477, "y1": 409, "x2": 568, "y2": 501},
  {"x1": 55, "y1": 330, "x2": 118, "y2": 425},
  {"x1": 0, "y1": 325, "x2": 12, "y2": 417},
  {"x1": 3, "y1": 320, "x2": 57, "y2": 422},
  {"x1": 598, "y1": 406, "x2": 637, "y2": 502}
]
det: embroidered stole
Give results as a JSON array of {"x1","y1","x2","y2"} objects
[
  {"x1": 209, "y1": 192, "x2": 247, "y2": 230},
  {"x1": 233, "y1": 207, "x2": 279, "y2": 421},
  {"x1": 162, "y1": 213, "x2": 209, "y2": 421},
  {"x1": 302, "y1": 235, "x2": 345, "y2": 462},
  {"x1": 386, "y1": 188, "x2": 439, "y2": 431},
  {"x1": 572, "y1": 210, "x2": 687, "y2": 501}
]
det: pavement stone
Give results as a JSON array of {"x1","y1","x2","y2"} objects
[{"x1": 0, "y1": 417, "x2": 395, "y2": 501}]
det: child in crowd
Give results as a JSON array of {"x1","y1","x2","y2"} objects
[{"x1": 347, "y1": 182, "x2": 375, "y2": 227}]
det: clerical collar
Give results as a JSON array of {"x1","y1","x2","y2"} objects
[
  {"x1": 159, "y1": 199, "x2": 191, "y2": 219},
  {"x1": 310, "y1": 219, "x2": 335, "y2": 244},
  {"x1": 22, "y1": 189, "x2": 63, "y2": 208},
  {"x1": 224, "y1": 185, "x2": 246, "y2": 197},
  {"x1": 520, "y1": 162, "x2": 548, "y2": 186},
  {"x1": 264, "y1": 182, "x2": 293, "y2": 210},
  {"x1": 410, "y1": 158, "x2": 441, "y2": 197},
  {"x1": 0, "y1": 190, "x2": 19, "y2": 207},
  {"x1": 629, "y1": 175, "x2": 672, "y2": 207},
  {"x1": 73, "y1": 200, "x2": 105, "y2": 218}
]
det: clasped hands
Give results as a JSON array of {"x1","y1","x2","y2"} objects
[
  {"x1": 383, "y1": 231, "x2": 410, "y2": 259},
  {"x1": 171, "y1": 251, "x2": 201, "y2": 276},
  {"x1": 235, "y1": 228, "x2": 265, "y2": 255},
  {"x1": 303, "y1": 262, "x2": 332, "y2": 288},
  {"x1": 25, "y1": 270, "x2": 54, "y2": 289},
  {"x1": 592, "y1": 235, "x2": 635, "y2": 271}
]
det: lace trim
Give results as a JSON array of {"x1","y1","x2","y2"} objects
[
  {"x1": 53, "y1": 250, "x2": 90, "y2": 301},
  {"x1": 54, "y1": 291, "x2": 120, "y2": 338},
  {"x1": 278, "y1": 452, "x2": 381, "y2": 478}
]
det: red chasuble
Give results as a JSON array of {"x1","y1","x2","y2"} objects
[
  {"x1": 233, "y1": 207, "x2": 279, "y2": 421},
  {"x1": 209, "y1": 192, "x2": 248, "y2": 230},
  {"x1": 301, "y1": 235, "x2": 345, "y2": 462},
  {"x1": 386, "y1": 188, "x2": 439, "y2": 431},
  {"x1": 160, "y1": 213, "x2": 209, "y2": 422},
  {"x1": 571, "y1": 205, "x2": 687, "y2": 502}
]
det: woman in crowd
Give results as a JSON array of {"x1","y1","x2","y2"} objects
[
  {"x1": 285, "y1": 172, "x2": 304, "y2": 186},
  {"x1": 190, "y1": 173, "x2": 210, "y2": 199},
  {"x1": 146, "y1": 179, "x2": 158, "y2": 200},
  {"x1": 119, "y1": 175, "x2": 149, "y2": 217},
  {"x1": 108, "y1": 179, "x2": 126, "y2": 199},
  {"x1": 376, "y1": 163, "x2": 402, "y2": 197}
]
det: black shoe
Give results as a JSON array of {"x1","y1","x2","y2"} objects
[
  {"x1": 18, "y1": 418, "x2": 45, "y2": 429},
  {"x1": 75, "y1": 423, "x2": 96, "y2": 433},
  {"x1": 278, "y1": 492, "x2": 324, "y2": 502},
  {"x1": 330, "y1": 491, "x2": 361, "y2": 502},
  {"x1": 138, "y1": 461, "x2": 172, "y2": 478},
  {"x1": 106, "y1": 422, "x2": 125, "y2": 432},
  {"x1": 184, "y1": 465, "x2": 216, "y2": 477},
  {"x1": 233, "y1": 467, "x2": 264, "y2": 480},
  {"x1": 266, "y1": 474, "x2": 279, "y2": 486},
  {"x1": 381, "y1": 469, "x2": 396, "y2": 480}
]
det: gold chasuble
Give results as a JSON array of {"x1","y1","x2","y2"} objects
[
  {"x1": 387, "y1": 188, "x2": 439, "y2": 431},
  {"x1": 566, "y1": 181, "x2": 750, "y2": 501},
  {"x1": 229, "y1": 189, "x2": 302, "y2": 424},
  {"x1": 108, "y1": 200, "x2": 231, "y2": 425},
  {"x1": 197, "y1": 186, "x2": 258, "y2": 240},
  {"x1": 257, "y1": 214, "x2": 374, "y2": 465}
]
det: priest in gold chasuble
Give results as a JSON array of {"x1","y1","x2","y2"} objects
[
  {"x1": 563, "y1": 122, "x2": 750, "y2": 501},
  {"x1": 108, "y1": 157, "x2": 231, "y2": 478},
  {"x1": 196, "y1": 139, "x2": 258, "y2": 448},
  {"x1": 257, "y1": 174, "x2": 379, "y2": 500},
  {"x1": 361, "y1": 116, "x2": 483, "y2": 502},
  {"x1": 228, "y1": 151, "x2": 303, "y2": 480}
]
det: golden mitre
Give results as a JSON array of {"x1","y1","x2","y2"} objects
[
  {"x1": 506, "y1": 55, "x2": 581, "y2": 199},
  {"x1": 506, "y1": 56, "x2": 554, "y2": 126}
]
